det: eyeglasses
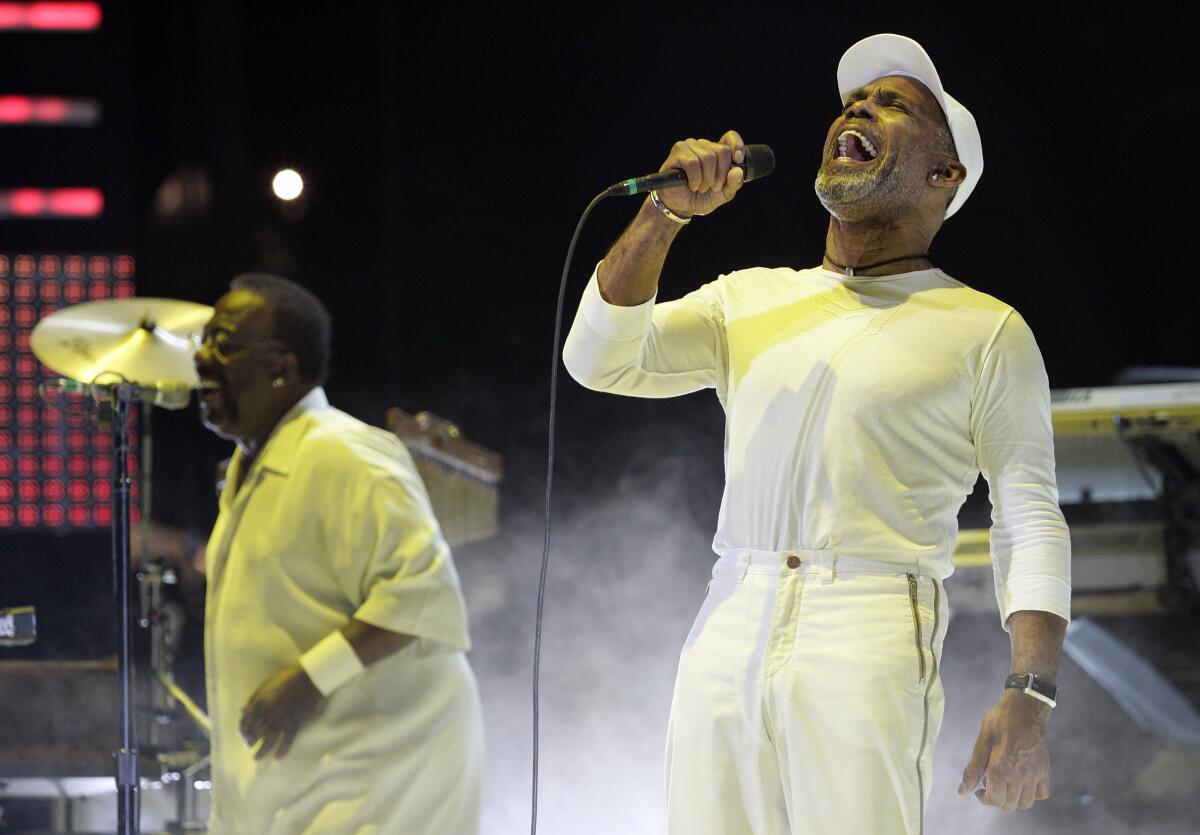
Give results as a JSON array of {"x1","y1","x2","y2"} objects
[{"x1": 199, "y1": 329, "x2": 286, "y2": 365}]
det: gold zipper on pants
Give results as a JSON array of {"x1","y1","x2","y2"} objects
[
  {"x1": 906, "y1": 574, "x2": 925, "y2": 684},
  {"x1": 912, "y1": 577, "x2": 941, "y2": 835}
]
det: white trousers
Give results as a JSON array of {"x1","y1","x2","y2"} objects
[{"x1": 666, "y1": 550, "x2": 948, "y2": 835}]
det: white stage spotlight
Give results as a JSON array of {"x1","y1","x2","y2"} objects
[{"x1": 271, "y1": 169, "x2": 303, "y2": 201}]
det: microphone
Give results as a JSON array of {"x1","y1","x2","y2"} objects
[
  {"x1": 0, "y1": 606, "x2": 36, "y2": 647},
  {"x1": 47, "y1": 378, "x2": 197, "y2": 411},
  {"x1": 605, "y1": 143, "x2": 776, "y2": 197}
]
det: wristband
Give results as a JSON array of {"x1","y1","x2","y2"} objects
[
  {"x1": 299, "y1": 629, "x2": 365, "y2": 697},
  {"x1": 650, "y1": 190, "x2": 692, "y2": 225}
]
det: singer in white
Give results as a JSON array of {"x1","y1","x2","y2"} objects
[
  {"x1": 563, "y1": 34, "x2": 1070, "y2": 834},
  {"x1": 194, "y1": 273, "x2": 483, "y2": 834}
]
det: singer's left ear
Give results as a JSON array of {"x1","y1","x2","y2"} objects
[{"x1": 930, "y1": 159, "x2": 966, "y2": 187}]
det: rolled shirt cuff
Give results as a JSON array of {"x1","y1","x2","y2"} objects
[
  {"x1": 578, "y1": 266, "x2": 656, "y2": 342},
  {"x1": 996, "y1": 573, "x2": 1072, "y2": 631}
]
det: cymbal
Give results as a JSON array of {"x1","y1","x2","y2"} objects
[{"x1": 31, "y1": 297, "x2": 213, "y2": 386}]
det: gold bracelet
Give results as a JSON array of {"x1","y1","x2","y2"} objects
[{"x1": 650, "y1": 190, "x2": 691, "y2": 225}]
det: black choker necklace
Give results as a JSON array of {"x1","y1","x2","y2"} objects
[{"x1": 824, "y1": 252, "x2": 930, "y2": 277}]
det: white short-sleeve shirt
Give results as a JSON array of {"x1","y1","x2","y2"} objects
[{"x1": 204, "y1": 387, "x2": 482, "y2": 834}]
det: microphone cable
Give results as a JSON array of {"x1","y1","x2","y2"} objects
[
  {"x1": 531, "y1": 188, "x2": 609, "y2": 835},
  {"x1": 530, "y1": 145, "x2": 773, "y2": 833}
]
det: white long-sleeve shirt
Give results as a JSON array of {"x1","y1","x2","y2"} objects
[{"x1": 563, "y1": 265, "x2": 1071, "y2": 625}]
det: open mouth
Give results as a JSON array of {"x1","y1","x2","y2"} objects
[{"x1": 834, "y1": 129, "x2": 879, "y2": 163}]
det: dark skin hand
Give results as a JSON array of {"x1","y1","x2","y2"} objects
[
  {"x1": 239, "y1": 662, "x2": 321, "y2": 761},
  {"x1": 959, "y1": 609, "x2": 1066, "y2": 811},
  {"x1": 238, "y1": 618, "x2": 416, "y2": 760},
  {"x1": 960, "y1": 689, "x2": 1052, "y2": 811}
]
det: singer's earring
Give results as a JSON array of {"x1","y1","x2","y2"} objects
[{"x1": 272, "y1": 378, "x2": 284, "y2": 388}]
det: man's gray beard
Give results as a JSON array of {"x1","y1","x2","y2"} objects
[{"x1": 814, "y1": 154, "x2": 917, "y2": 224}]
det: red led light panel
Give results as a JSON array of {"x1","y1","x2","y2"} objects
[
  {"x1": 0, "y1": 2, "x2": 101, "y2": 30},
  {"x1": 0, "y1": 188, "x2": 104, "y2": 218},
  {"x1": 0, "y1": 95, "x2": 101, "y2": 126},
  {"x1": 0, "y1": 252, "x2": 139, "y2": 531}
]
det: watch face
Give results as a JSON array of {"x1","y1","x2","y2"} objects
[{"x1": 1028, "y1": 675, "x2": 1058, "y2": 700}]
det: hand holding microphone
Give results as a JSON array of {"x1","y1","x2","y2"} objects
[{"x1": 605, "y1": 131, "x2": 775, "y2": 220}]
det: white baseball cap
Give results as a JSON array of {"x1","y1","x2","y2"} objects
[{"x1": 837, "y1": 34, "x2": 983, "y2": 219}]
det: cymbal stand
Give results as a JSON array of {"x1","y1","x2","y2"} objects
[
  {"x1": 141, "y1": 400, "x2": 153, "y2": 583},
  {"x1": 108, "y1": 387, "x2": 140, "y2": 835}
]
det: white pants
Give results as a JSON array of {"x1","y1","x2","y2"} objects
[{"x1": 666, "y1": 550, "x2": 948, "y2": 835}]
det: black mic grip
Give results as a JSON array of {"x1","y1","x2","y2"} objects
[{"x1": 605, "y1": 144, "x2": 775, "y2": 197}]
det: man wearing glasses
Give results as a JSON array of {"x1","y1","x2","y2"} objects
[{"x1": 194, "y1": 273, "x2": 483, "y2": 834}]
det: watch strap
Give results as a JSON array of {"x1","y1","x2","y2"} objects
[{"x1": 1005, "y1": 672, "x2": 1057, "y2": 708}]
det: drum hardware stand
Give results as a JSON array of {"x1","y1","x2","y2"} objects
[
  {"x1": 156, "y1": 743, "x2": 211, "y2": 834},
  {"x1": 138, "y1": 559, "x2": 184, "y2": 748},
  {"x1": 108, "y1": 387, "x2": 140, "y2": 835},
  {"x1": 176, "y1": 753, "x2": 211, "y2": 833},
  {"x1": 136, "y1": 395, "x2": 181, "y2": 751},
  {"x1": 141, "y1": 556, "x2": 214, "y2": 832},
  {"x1": 137, "y1": 400, "x2": 214, "y2": 832}
]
